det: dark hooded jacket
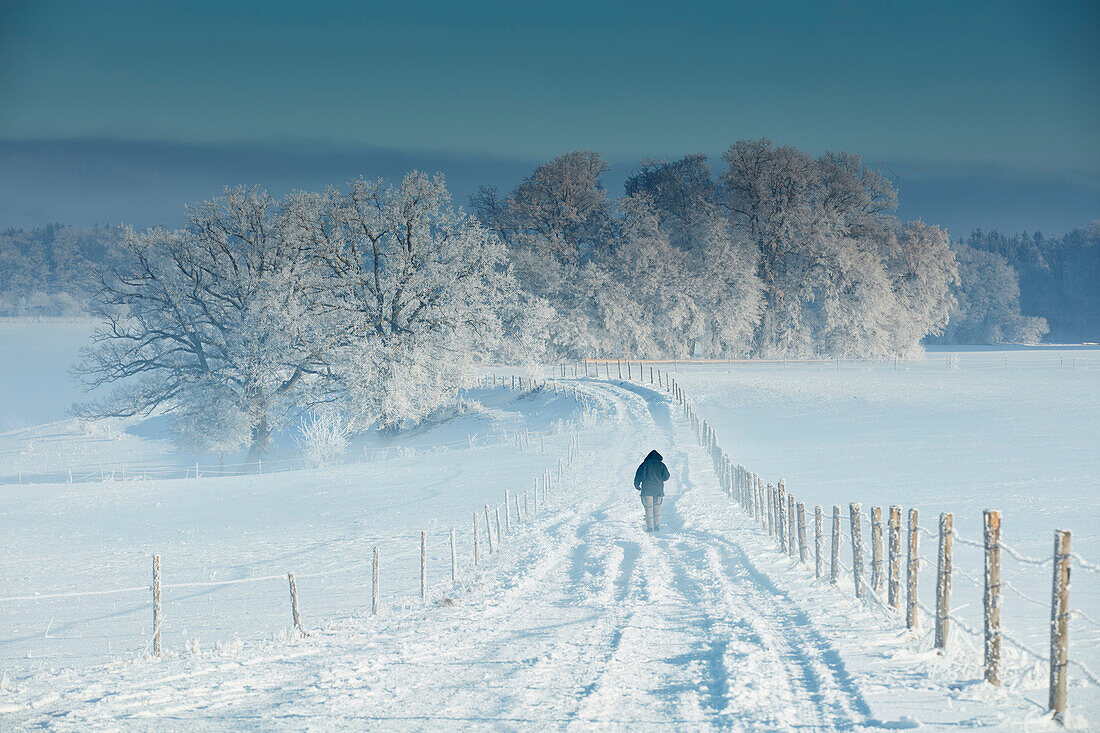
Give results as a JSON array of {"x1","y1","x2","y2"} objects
[{"x1": 634, "y1": 450, "x2": 670, "y2": 497}]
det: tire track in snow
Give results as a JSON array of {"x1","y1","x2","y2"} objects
[{"x1": 671, "y1": 431, "x2": 873, "y2": 729}]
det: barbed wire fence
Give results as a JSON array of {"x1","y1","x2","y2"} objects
[
  {"x1": 583, "y1": 357, "x2": 1095, "y2": 727},
  {"x1": 1, "y1": 376, "x2": 593, "y2": 671}
]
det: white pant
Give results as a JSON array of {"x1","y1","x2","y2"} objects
[{"x1": 641, "y1": 495, "x2": 663, "y2": 531}]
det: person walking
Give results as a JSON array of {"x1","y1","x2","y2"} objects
[{"x1": 634, "y1": 449, "x2": 670, "y2": 532}]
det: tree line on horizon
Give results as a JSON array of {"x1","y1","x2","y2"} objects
[
  {"x1": 0, "y1": 140, "x2": 1095, "y2": 455},
  {"x1": 2, "y1": 146, "x2": 1094, "y2": 350}
]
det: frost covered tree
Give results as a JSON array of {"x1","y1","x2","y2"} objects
[
  {"x1": 719, "y1": 139, "x2": 955, "y2": 357},
  {"x1": 474, "y1": 151, "x2": 619, "y2": 357},
  {"x1": 624, "y1": 154, "x2": 719, "y2": 250},
  {"x1": 293, "y1": 171, "x2": 521, "y2": 429},
  {"x1": 76, "y1": 173, "x2": 524, "y2": 457},
  {"x1": 74, "y1": 188, "x2": 334, "y2": 458},
  {"x1": 931, "y1": 241, "x2": 1048, "y2": 344},
  {"x1": 474, "y1": 150, "x2": 613, "y2": 263},
  {"x1": 625, "y1": 157, "x2": 763, "y2": 355}
]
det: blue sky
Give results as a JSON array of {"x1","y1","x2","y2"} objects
[{"x1": 1, "y1": 0, "x2": 1097, "y2": 234}]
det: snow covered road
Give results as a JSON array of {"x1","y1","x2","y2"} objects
[{"x1": 1, "y1": 379, "x2": 1070, "y2": 729}]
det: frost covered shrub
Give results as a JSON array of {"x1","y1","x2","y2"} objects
[{"x1": 296, "y1": 411, "x2": 351, "y2": 467}]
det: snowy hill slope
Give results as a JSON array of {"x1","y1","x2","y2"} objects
[{"x1": 2, "y1": 377, "x2": 1082, "y2": 730}]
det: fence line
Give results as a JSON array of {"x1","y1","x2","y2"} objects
[
  {"x1": 4, "y1": 398, "x2": 587, "y2": 675},
  {"x1": 611, "y1": 359, "x2": 1097, "y2": 726}
]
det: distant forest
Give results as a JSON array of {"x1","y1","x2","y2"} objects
[
  {"x1": 1, "y1": 152, "x2": 1097, "y2": 347},
  {"x1": 928, "y1": 224, "x2": 1100, "y2": 344}
]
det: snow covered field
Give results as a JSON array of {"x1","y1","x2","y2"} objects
[
  {"x1": 0, "y1": 325, "x2": 1097, "y2": 729},
  {"x1": 677, "y1": 347, "x2": 1100, "y2": 719}
]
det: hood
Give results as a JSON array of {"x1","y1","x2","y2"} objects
[{"x1": 645, "y1": 450, "x2": 663, "y2": 462}]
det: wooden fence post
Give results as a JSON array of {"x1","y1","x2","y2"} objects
[
  {"x1": 450, "y1": 527, "x2": 457, "y2": 584},
  {"x1": 780, "y1": 479, "x2": 789, "y2": 540},
  {"x1": 1049, "y1": 529, "x2": 1071, "y2": 723},
  {"x1": 288, "y1": 572, "x2": 303, "y2": 634},
  {"x1": 505, "y1": 490, "x2": 511, "y2": 533},
  {"x1": 935, "y1": 512, "x2": 953, "y2": 650},
  {"x1": 814, "y1": 506, "x2": 823, "y2": 578},
  {"x1": 484, "y1": 505, "x2": 494, "y2": 553},
  {"x1": 907, "y1": 509, "x2": 919, "y2": 630},
  {"x1": 871, "y1": 506, "x2": 884, "y2": 593},
  {"x1": 849, "y1": 503, "x2": 865, "y2": 598},
  {"x1": 983, "y1": 510, "x2": 1001, "y2": 686},
  {"x1": 514, "y1": 493, "x2": 522, "y2": 525},
  {"x1": 766, "y1": 483, "x2": 775, "y2": 536},
  {"x1": 797, "y1": 502, "x2": 808, "y2": 563},
  {"x1": 495, "y1": 507, "x2": 502, "y2": 546},
  {"x1": 421, "y1": 530, "x2": 428, "y2": 600},
  {"x1": 372, "y1": 546, "x2": 380, "y2": 614},
  {"x1": 152, "y1": 554, "x2": 162, "y2": 656},
  {"x1": 524, "y1": 491, "x2": 529, "y2": 520},
  {"x1": 776, "y1": 482, "x2": 786, "y2": 547},
  {"x1": 830, "y1": 505, "x2": 841, "y2": 585},
  {"x1": 788, "y1": 495, "x2": 797, "y2": 557},
  {"x1": 887, "y1": 506, "x2": 902, "y2": 609},
  {"x1": 473, "y1": 514, "x2": 480, "y2": 567},
  {"x1": 757, "y1": 478, "x2": 764, "y2": 527}
]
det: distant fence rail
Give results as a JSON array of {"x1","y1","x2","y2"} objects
[{"x1": 1, "y1": 427, "x2": 583, "y2": 669}]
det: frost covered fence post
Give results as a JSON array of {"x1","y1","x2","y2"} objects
[
  {"x1": 450, "y1": 528, "x2": 457, "y2": 584},
  {"x1": 757, "y1": 477, "x2": 765, "y2": 527},
  {"x1": 814, "y1": 506, "x2": 823, "y2": 578},
  {"x1": 749, "y1": 475, "x2": 755, "y2": 521},
  {"x1": 777, "y1": 482, "x2": 787, "y2": 547},
  {"x1": 524, "y1": 491, "x2": 529, "y2": 521},
  {"x1": 849, "y1": 503, "x2": 865, "y2": 598},
  {"x1": 152, "y1": 554, "x2": 162, "y2": 656},
  {"x1": 1049, "y1": 529, "x2": 1071, "y2": 723},
  {"x1": 830, "y1": 505, "x2": 841, "y2": 584},
  {"x1": 935, "y1": 512, "x2": 953, "y2": 650},
  {"x1": 797, "y1": 502, "x2": 808, "y2": 563},
  {"x1": 420, "y1": 531, "x2": 428, "y2": 600},
  {"x1": 983, "y1": 510, "x2": 1001, "y2": 685},
  {"x1": 473, "y1": 515, "x2": 480, "y2": 568},
  {"x1": 287, "y1": 572, "x2": 303, "y2": 634},
  {"x1": 788, "y1": 495, "x2": 797, "y2": 557},
  {"x1": 766, "y1": 483, "x2": 775, "y2": 536},
  {"x1": 907, "y1": 509, "x2": 919, "y2": 630},
  {"x1": 888, "y1": 506, "x2": 902, "y2": 610},
  {"x1": 484, "y1": 505, "x2": 494, "y2": 553},
  {"x1": 504, "y1": 490, "x2": 511, "y2": 533},
  {"x1": 514, "y1": 494, "x2": 522, "y2": 526},
  {"x1": 871, "y1": 506, "x2": 884, "y2": 593},
  {"x1": 372, "y1": 546, "x2": 380, "y2": 614},
  {"x1": 495, "y1": 507, "x2": 502, "y2": 546}
]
